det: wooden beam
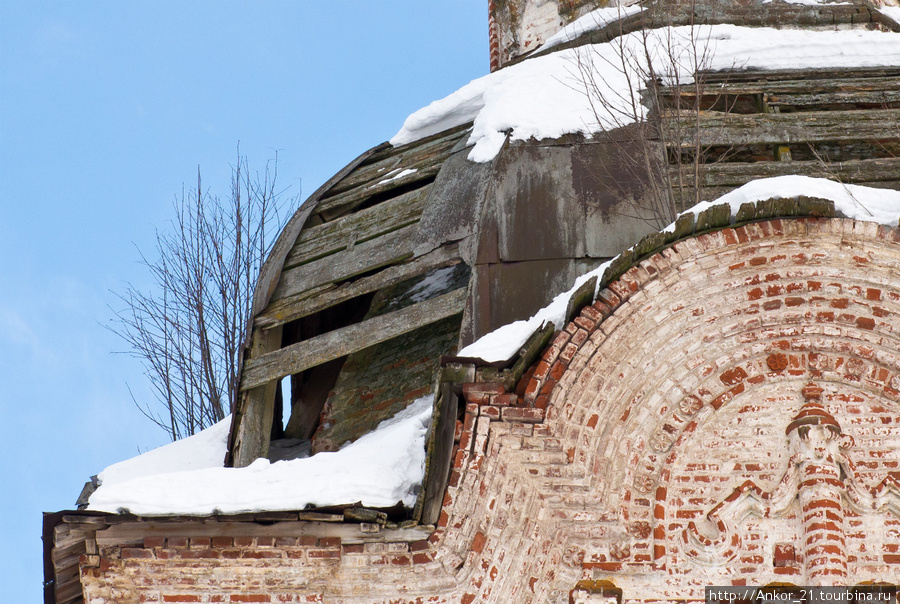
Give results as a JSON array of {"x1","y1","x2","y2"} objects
[
  {"x1": 283, "y1": 184, "x2": 429, "y2": 270},
  {"x1": 683, "y1": 157, "x2": 900, "y2": 187},
  {"x1": 326, "y1": 124, "x2": 468, "y2": 197},
  {"x1": 256, "y1": 244, "x2": 462, "y2": 330},
  {"x1": 241, "y1": 288, "x2": 467, "y2": 391},
  {"x1": 664, "y1": 108, "x2": 900, "y2": 147},
  {"x1": 271, "y1": 222, "x2": 420, "y2": 301},
  {"x1": 230, "y1": 325, "x2": 283, "y2": 467},
  {"x1": 315, "y1": 165, "x2": 441, "y2": 221},
  {"x1": 96, "y1": 520, "x2": 435, "y2": 546},
  {"x1": 417, "y1": 381, "x2": 459, "y2": 526}
]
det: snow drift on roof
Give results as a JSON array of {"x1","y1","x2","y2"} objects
[
  {"x1": 390, "y1": 25, "x2": 900, "y2": 163},
  {"x1": 458, "y1": 177, "x2": 900, "y2": 362},
  {"x1": 88, "y1": 395, "x2": 433, "y2": 516}
]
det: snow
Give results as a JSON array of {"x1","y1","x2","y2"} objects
[
  {"x1": 409, "y1": 266, "x2": 457, "y2": 303},
  {"x1": 376, "y1": 167, "x2": 417, "y2": 186},
  {"x1": 880, "y1": 6, "x2": 900, "y2": 26},
  {"x1": 539, "y1": 4, "x2": 645, "y2": 51},
  {"x1": 459, "y1": 177, "x2": 900, "y2": 363},
  {"x1": 88, "y1": 395, "x2": 434, "y2": 516},
  {"x1": 390, "y1": 26, "x2": 900, "y2": 163},
  {"x1": 97, "y1": 416, "x2": 231, "y2": 486},
  {"x1": 669, "y1": 175, "x2": 900, "y2": 230}
]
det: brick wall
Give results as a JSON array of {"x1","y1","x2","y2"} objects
[{"x1": 80, "y1": 218, "x2": 900, "y2": 602}]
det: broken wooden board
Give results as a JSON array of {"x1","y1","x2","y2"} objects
[
  {"x1": 256, "y1": 244, "x2": 462, "y2": 330},
  {"x1": 272, "y1": 222, "x2": 420, "y2": 301},
  {"x1": 241, "y1": 288, "x2": 467, "y2": 391},
  {"x1": 314, "y1": 164, "x2": 441, "y2": 221},
  {"x1": 284, "y1": 184, "x2": 429, "y2": 270},
  {"x1": 324, "y1": 124, "x2": 470, "y2": 197}
]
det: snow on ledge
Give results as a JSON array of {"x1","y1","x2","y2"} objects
[
  {"x1": 88, "y1": 396, "x2": 434, "y2": 516},
  {"x1": 538, "y1": 4, "x2": 645, "y2": 51},
  {"x1": 458, "y1": 177, "x2": 900, "y2": 363},
  {"x1": 390, "y1": 26, "x2": 900, "y2": 163},
  {"x1": 879, "y1": 6, "x2": 900, "y2": 26}
]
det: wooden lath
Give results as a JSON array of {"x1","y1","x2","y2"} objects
[
  {"x1": 663, "y1": 107, "x2": 900, "y2": 148},
  {"x1": 324, "y1": 122, "x2": 471, "y2": 197},
  {"x1": 688, "y1": 157, "x2": 900, "y2": 188},
  {"x1": 272, "y1": 221, "x2": 420, "y2": 302},
  {"x1": 255, "y1": 243, "x2": 462, "y2": 330},
  {"x1": 313, "y1": 125, "x2": 470, "y2": 221},
  {"x1": 241, "y1": 288, "x2": 467, "y2": 391},
  {"x1": 283, "y1": 184, "x2": 429, "y2": 271}
]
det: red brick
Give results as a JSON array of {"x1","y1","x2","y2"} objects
[
  {"x1": 121, "y1": 548, "x2": 153, "y2": 559},
  {"x1": 501, "y1": 407, "x2": 544, "y2": 423},
  {"x1": 143, "y1": 536, "x2": 165, "y2": 549},
  {"x1": 463, "y1": 382, "x2": 505, "y2": 397}
]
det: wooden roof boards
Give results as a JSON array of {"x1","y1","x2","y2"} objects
[{"x1": 228, "y1": 124, "x2": 475, "y2": 469}]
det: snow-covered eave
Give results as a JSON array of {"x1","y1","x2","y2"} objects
[{"x1": 457, "y1": 177, "x2": 900, "y2": 366}]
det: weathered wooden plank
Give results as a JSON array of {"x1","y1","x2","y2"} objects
[
  {"x1": 55, "y1": 575, "x2": 84, "y2": 604},
  {"x1": 272, "y1": 222, "x2": 420, "y2": 301},
  {"x1": 659, "y1": 75, "x2": 900, "y2": 97},
  {"x1": 418, "y1": 381, "x2": 457, "y2": 526},
  {"x1": 284, "y1": 184, "x2": 429, "y2": 270},
  {"x1": 765, "y1": 90, "x2": 900, "y2": 109},
  {"x1": 257, "y1": 243, "x2": 462, "y2": 329},
  {"x1": 249, "y1": 142, "x2": 390, "y2": 321},
  {"x1": 315, "y1": 163, "x2": 442, "y2": 221},
  {"x1": 326, "y1": 125, "x2": 469, "y2": 196},
  {"x1": 701, "y1": 67, "x2": 900, "y2": 85},
  {"x1": 685, "y1": 157, "x2": 900, "y2": 187},
  {"x1": 229, "y1": 325, "x2": 283, "y2": 468},
  {"x1": 664, "y1": 108, "x2": 900, "y2": 147},
  {"x1": 51, "y1": 539, "x2": 86, "y2": 565},
  {"x1": 95, "y1": 520, "x2": 434, "y2": 545},
  {"x1": 242, "y1": 288, "x2": 467, "y2": 391}
]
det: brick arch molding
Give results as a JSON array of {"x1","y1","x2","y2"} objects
[{"x1": 419, "y1": 217, "x2": 900, "y2": 602}]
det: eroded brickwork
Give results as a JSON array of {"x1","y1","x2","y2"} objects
[{"x1": 80, "y1": 218, "x2": 900, "y2": 602}]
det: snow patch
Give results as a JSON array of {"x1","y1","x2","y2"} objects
[
  {"x1": 390, "y1": 26, "x2": 900, "y2": 163},
  {"x1": 879, "y1": 6, "x2": 900, "y2": 26},
  {"x1": 539, "y1": 4, "x2": 645, "y2": 51},
  {"x1": 376, "y1": 168, "x2": 417, "y2": 186},
  {"x1": 88, "y1": 395, "x2": 434, "y2": 516},
  {"x1": 409, "y1": 266, "x2": 458, "y2": 303}
]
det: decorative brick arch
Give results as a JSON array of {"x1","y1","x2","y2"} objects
[{"x1": 501, "y1": 217, "x2": 900, "y2": 596}]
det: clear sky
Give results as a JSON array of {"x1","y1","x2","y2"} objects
[{"x1": 0, "y1": 2, "x2": 486, "y2": 600}]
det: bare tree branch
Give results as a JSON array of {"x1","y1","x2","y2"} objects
[{"x1": 109, "y1": 150, "x2": 296, "y2": 440}]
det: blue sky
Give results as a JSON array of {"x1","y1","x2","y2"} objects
[{"x1": 0, "y1": 2, "x2": 485, "y2": 600}]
